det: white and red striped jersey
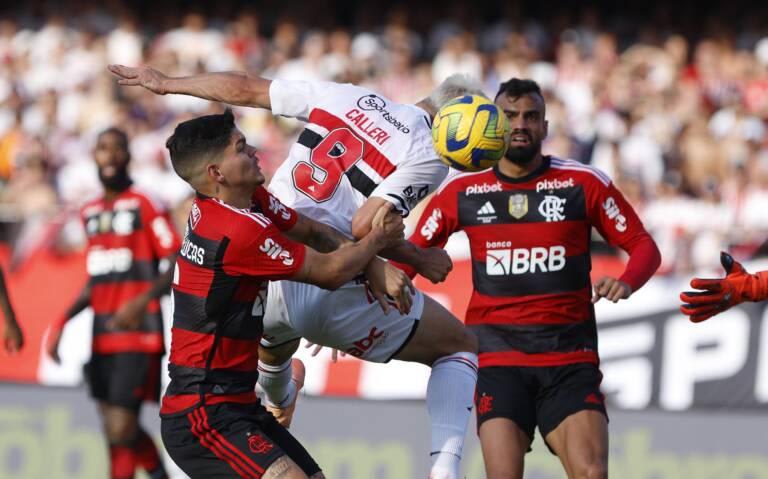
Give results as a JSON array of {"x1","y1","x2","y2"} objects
[{"x1": 267, "y1": 79, "x2": 447, "y2": 236}]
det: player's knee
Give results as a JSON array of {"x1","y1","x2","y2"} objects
[
  {"x1": 105, "y1": 419, "x2": 138, "y2": 444},
  {"x1": 571, "y1": 458, "x2": 608, "y2": 479}
]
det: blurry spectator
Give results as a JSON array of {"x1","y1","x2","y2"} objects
[{"x1": 0, "y1": 0, "x2": 765, "y2": 276}]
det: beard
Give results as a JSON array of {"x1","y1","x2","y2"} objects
[
  {"x1": 98, "y1": 167, "x2": 132, "y2": 192},
  {"x1": 504, "y1": 141, "x2": 540, "y2": 165}
]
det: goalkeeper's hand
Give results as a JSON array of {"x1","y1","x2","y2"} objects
[{"x1": 680, "y1": 252, "x2": 768, "y2": 322}]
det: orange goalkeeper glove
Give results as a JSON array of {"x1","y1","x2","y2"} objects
[{"x1": 680, "y1": 252, "x2": 768, "y2": 322}]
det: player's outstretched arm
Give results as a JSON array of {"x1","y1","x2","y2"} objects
[
  {"x1": 680, "y1": 252, "x2": 768, "y2": 322},
  {"x1": 108, "y1": 65, "x2": 272, "y2": 109},
  {"x1": 291, "y1": 204, "x2": 404, "y2": 290},
  {"x1": 351, "y1": 197, "x2": 453, "y2": 283},
  {"x1": 0, "y1": 265, "x2": 22, "y2": 354}
]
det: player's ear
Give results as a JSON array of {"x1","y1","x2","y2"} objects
[
  {"x1": 543, "y1": 119, "x2": 549, "y2": 139},
  {"x1": 206, "y1": 163, "x2": 224, "y2": 183}
]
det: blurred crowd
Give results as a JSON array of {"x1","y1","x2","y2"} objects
[{"x1": 0, "y1": 0, "x2": 767, "y2": 273}]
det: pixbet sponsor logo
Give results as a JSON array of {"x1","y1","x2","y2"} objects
[
  {"x1": 465, "y1": 182, "x2": 503, "y2": 195},
  {"x1": 535, "y1": 177, "x2": 574, "y2": 192},
  {"x1": 486, "y1": 245, "x2": 566, "y2": 275}
]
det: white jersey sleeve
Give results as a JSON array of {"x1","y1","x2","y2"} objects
[
  {"x1": 369, "y1": 158, "x2": 448, "y2": 217},
  {"x1": 269, "y1": 79, "x2": 348, "y2": 121}
]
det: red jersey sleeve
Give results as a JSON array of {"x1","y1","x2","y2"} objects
[
  {"x1": 224, "y1": 216, "x2": 306, "y2": 280},
  {"x1": 409, "y1": 186, "x2": 460, "y2": 249},
  {"x1": 140, "y1": 196, "x2": 182, "y2": 258},
  {"x1": 587, "y1": 179, "x2": 661, "y2": 291},
  {"x1": 252, "y1": 186, "x2": 299, "y2": 231}
]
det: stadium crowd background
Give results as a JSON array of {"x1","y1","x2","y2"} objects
[{"x1": 0, "y1": 0, "x2": 767, "y2": 275}]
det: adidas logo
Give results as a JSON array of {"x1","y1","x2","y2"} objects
[{"x1": 478, "y1": 201, "x2": 495, "y2": 215}]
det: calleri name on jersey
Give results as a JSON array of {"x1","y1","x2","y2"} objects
[{"x1": 410, "y1": 156, "x2": 658, "y2": 368}]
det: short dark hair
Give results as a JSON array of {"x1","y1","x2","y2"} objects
[
  {"x1": 495, "y1": 78, "x2": 544, "y2": 103},
  {"x1": 98, "y1": 127, "x2": 129, "y2": 151},
  {"x1": 166, "y1": 109, "x2": 236, "y2": 181}
]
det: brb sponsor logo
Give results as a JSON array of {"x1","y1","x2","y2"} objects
[
  {"x1": 465, "y1": 182, "x2": 502, "y2": 195},
  {"x1": 355, "y1": 94, "x2": 410, "y2": 134},
  {"x1": 259, "y1": 237, "x2": 294, "y2": 266},
  {"x1": 536, "y1": 177, "x2": 574, "y2": 192},
  {"x1": 602, "y1": 197, "x2": 627, "y2": 232},
  {"x1": 346, "y1": 327, "x2": 387, "y2": 358},
  {"x1": 486, "y1": 242, "x2": 566, "y2": 275},
  {"x1": 420, "y1": 208, "x2": 442, "y2": 241}
]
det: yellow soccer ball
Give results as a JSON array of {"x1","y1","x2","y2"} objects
[{"x1": 431, "y1": 94, "x2": 511, "y2": 171}]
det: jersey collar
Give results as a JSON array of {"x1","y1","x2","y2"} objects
[{"x1": 493, "y1": 155, "x2": 551, "y2": 184}]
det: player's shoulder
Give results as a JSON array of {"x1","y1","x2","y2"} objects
[
  {"x1": 435, "y1": 168, "x2": 499, "y2": 195},
  {"x1": 547, "y1": 156, "x2": 612, "y2": 188},
  {"x1": 124, "y1": 186, "x2": 170, "y2": 213},
  {"x1": 207, "y1": 197, "x2": 273, "y2": 237}
]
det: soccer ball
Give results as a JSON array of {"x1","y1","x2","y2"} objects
[{"x1": 431, "y1": 95, "x2": 511, "y2": 172}]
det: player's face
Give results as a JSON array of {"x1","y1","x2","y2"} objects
[
  {"x1": 495, "y1": 93, "x2": 548, "y2": 165},
  {"x1": 94, "y1": 131, "x2": 131, "y2": 190},
  {"x1": 218, "y1": 129, "x2": 264, "y2": 188}
]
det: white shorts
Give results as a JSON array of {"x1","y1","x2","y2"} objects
[{"x1": 262, "y1": 278, "x2": 425, "y2": 363}]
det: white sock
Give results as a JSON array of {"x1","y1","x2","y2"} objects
[
  {"x1": 426, "y1": 351, "x2": 478, "y2": 479},
  {"x1": 257, "y1": 359, "x2": 295, "y2": 407}
]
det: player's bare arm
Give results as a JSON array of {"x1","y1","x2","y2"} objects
[
  {"x1": 108, "y1": 65, "x2": 272, "y2": 109},
  {"x1": 286, "y1": 207, "x2": 414, "y2": 312},
  {"x1": 291, "y1": 203, "x2": 404, "y2": 290},
  {"x1": 107, "y1": 252, "x2": 178, "y2": 330},
  {"x1": 0, "y1": 265, "x2": 22, "y2": 354},
  {"x1": 352, "y1": 197, "x2": 453, "y2": 283},
  {"x1": 284, "y1": 213, "x2": 353, "y2": 253},
  {"x1": 48, "y1": 282, "x2": 92, "y2": 363}
]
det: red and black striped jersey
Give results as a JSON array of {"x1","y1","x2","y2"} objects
[
  {"x1": 161, "y1": 187, "x2": 306, "y2": 416},
  {"x1": 409, "y1": 156, "x2": 660, "y2": 368},
  {"x1": 81, "y1": 186, "x2": 181, "y2": 355}
]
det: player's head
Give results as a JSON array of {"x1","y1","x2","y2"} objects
[
  {"x1": 94, "y1": 127, "x2": 132, "y2": 191},
  {"x1": 165, "y1": 109, "x2": 264, "y2": 193},
  {"x1": 494, "y1": 78, "x2": 548, "y2": 166},
  {"x1": 424, "y1": 74, "x2": 486, "y2": 114}
]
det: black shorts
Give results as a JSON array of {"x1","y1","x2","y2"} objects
[
  {"x1": 475, "y1": 362, "x2": 608, "y2": 451},
  {"x1": 161, "y1": 402, "x2": 320, "y2": 478},
  {"x1": 85, "y1": 352, "x2": 162, "y2": 411}
]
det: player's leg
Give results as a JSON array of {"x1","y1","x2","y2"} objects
[
  {"x1": 475, "y1": 366, "x2": 537, "y2": 479},
  {"x1": 99, "y1": 402, "x2": 140, "y2": 479},
  {"x1": 540, "y1": 364, "x2": 609, "y2": 479},
  {"x1": 258, "y1": 339, "x2": 305, "y2": 427},
  {"x1": 478, "y1": 419, "x2": 528, "y2": 479},
  {"x1": 161, "y1": 403, "x2": 319, "y2": 478},
  {"x1": 99, "y1": 352, "x2": 168, "y2": 479},
  {"x1": 391, "y1": 296, "x2": 479, "y2": 479}
]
